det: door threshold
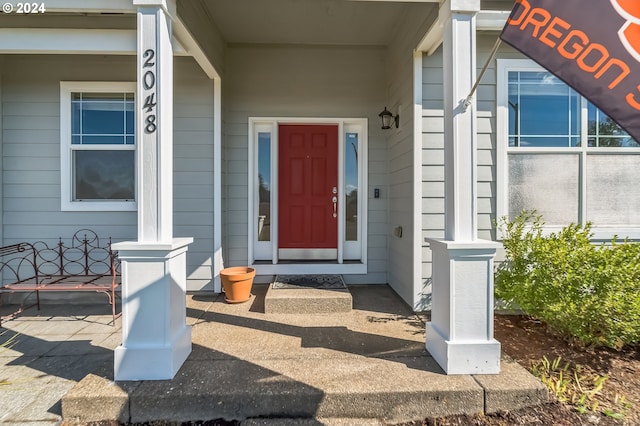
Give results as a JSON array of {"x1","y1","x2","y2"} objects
[
  {"x1": 251, "y1": 261, "x2": 366, "y2": 276},
  {"x1": 253, "y1": 260, "x2": 362, "y2": 265}
]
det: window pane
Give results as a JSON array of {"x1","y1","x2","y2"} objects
[
  {"x1": 508, "y1": 90, "x2": 519, "y2": 145},
  {"x1": 519, "y1": 89, "x2": 565, "y2": 137},
  {"x1": 82, "y1": 101, "x2": 126, "y2": 135},
  {"x1": 508, "y1": 154, "x2": 579, "y2": 225},
  {"x1": 74, "y1": 150, "x2": 135, "y2": 200},
  {"x1": 125, "y1": 106, "x2": 135, "y2": 135},
  {"x1": 72, "y1": 102, "x2": 81, "y2": 134},
  {"x1": 257, "y1": 132, "x2": 271, "y2": 242},
  {"x1": 587, "y1": 103, "x2": 639, "y2": 147},
  {"x1": 570, "y1": 90, "x2": 580, "y2": 144},
  {"x1": 587, "y1": 155, "x2": 640, "y2": 226},
  {"x1": 590, "y1": 137, "x2": 637, "y2": 148},
  {"x1": 71, "y1": 92, "x2": 135, "y2": 145},
  {"x1": 345, "y1": 132, "x2": 358, "y2": 241},
  {"x1": 508, "y1": 71, "x2": 580, "y2": 147}
]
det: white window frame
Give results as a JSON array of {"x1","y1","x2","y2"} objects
[
  {"x1": 248, "y1": 117, "x2": 368, "y2": 275},
  {"x1": 497, "y1": 59, "x2": 640, "y2": 240},
  {"x1": 60, "y1": 81, "x2": 137, "y2": 212}
]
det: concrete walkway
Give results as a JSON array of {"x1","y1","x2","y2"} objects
[{"x1": 0, "y1": 285, "x2": 547, "y2": 425}]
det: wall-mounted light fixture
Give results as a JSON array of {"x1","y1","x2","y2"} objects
[{"x1": 378, "y1": 106, "x2": 399, "y2": 129}]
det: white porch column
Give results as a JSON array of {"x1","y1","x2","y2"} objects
[
  {"x1": 425, "y1": 0, "x2": 501, "y2": 374},
  {"x1": 113, "y1": 0, "x2": 193, "y2": 381}
]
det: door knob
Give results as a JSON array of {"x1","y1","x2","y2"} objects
[{"x1": 332, "y1": 196, "x2": 337, "y2": 218}]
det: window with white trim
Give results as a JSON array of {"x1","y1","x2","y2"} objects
[
  {"x1": 60, "y1": 82, "x2": 136, "y2": 211},
  {"x1": 497, "y1": 59, "x2": 640, "y2": 239}
]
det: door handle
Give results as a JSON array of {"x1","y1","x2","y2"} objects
[{"x1": 332, "y1": 196, "x2": 337, "y2": 218}]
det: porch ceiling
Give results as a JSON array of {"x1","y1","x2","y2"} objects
[{"x1": 202, "y1": 0, "x2": 434, "y2": 47}]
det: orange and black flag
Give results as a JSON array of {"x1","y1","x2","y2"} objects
[{"x1": 500, "y1": 0, "x2": 640, "y2": 143}]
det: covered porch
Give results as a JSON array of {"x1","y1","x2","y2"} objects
[{"x1": 0, "y1": 0, "x2": 510, "y2": 380}]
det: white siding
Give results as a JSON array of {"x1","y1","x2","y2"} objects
[
  {"x1": 420, "y1": 47, "x2": 443, "y2": 309},
  {"x1": 386, "y1": 5, "x2": 438, "y2": 308},
  {"x1": 477, "y1": 36, "x2": 500, "y2": 241},
  {"x1": 1, "y1": 55, "x2": 216, "y2": 291},
  {"x1": 224, "y1": 45, "x2": 389, "y2": 284},
  {"x1": 174, "y1": 58, "x2": 216, "y2": 291}
]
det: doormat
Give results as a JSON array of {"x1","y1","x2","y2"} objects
[{"x1": 272, "y1": 274, "x2": 346, "y2": 290}]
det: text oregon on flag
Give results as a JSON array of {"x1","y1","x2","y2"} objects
[{"x1": 500, "y1": 0, "x2": 640, "y2": 143}]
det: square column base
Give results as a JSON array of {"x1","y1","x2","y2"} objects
[
  {"x1": 114, "y1": 324, "x2": 191, "y2": 381},
  {"x1": 112, "y1": 238, "x2": 193, "y2": 381},
  {"x1": 425, "y1": 238, "x2": 502, "y2": 375},
  {"x1": 426, "y1": 323, "x2": 501, "y2": 375}
]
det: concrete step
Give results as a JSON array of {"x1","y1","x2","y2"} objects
[
  {"x1": 264, "y1": 276, "x2": 352, "y2": 314},
  {"x1": 62, "y1": 357, "x2": 548, "y2": 425},
  {"x1": 264, "y1": 286, "x2": 352, "y2": 314}
]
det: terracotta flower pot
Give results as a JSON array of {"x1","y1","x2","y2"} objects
[{"x1": 220, "y1": 266, "x2": 256, "y2": 304}]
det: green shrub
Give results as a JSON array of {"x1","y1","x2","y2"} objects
[{"x1": 495, "y1": 211, "x2": 640, "y2": 349}]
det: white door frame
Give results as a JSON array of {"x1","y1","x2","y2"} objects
[{"x1": 248, "y1": 117, "x2": 368, "y2": 275}]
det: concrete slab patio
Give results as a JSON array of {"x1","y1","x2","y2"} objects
[{"x1": 0, "y1": 285, "x2": 547, "y2": 425}]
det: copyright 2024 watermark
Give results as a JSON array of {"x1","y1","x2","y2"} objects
[{"x1": 2, "y1": 2, "x2": 46, "y2": 14}]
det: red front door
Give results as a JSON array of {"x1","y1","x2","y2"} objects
[{"x1": 278, "y1": 125, "x2": 338, "y2": 260}]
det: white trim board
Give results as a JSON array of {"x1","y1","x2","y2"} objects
[
  {"x1": 42, "y1": 0, "x2": 135, "y2": 13},
  {"x1": 0, "y1": 28, "x2": 187, "y2": 55},
  {"x1": 173, "y1": 17, "x2": 220, "y2": 80},
  {"x1": 412, "y1": 51, "x2": 424, "y2": 310},
  {"x1": 213, "y1": 77, "x2": 223, "y2": 292},
  {"x1": 0, "y1": 24, "x2": 220, "y2": 81}
]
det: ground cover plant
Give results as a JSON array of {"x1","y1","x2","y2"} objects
[{"x1": 491, "y1": 315, "x2": 639, "y2": 425}]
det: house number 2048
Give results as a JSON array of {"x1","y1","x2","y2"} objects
[{"x1": 142, "y1": 49, "x2": 157, "y2": 134}]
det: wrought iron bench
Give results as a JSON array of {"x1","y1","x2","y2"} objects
[{"x1": 0, "y1": 229, "x2": 120, "y2": 326}]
